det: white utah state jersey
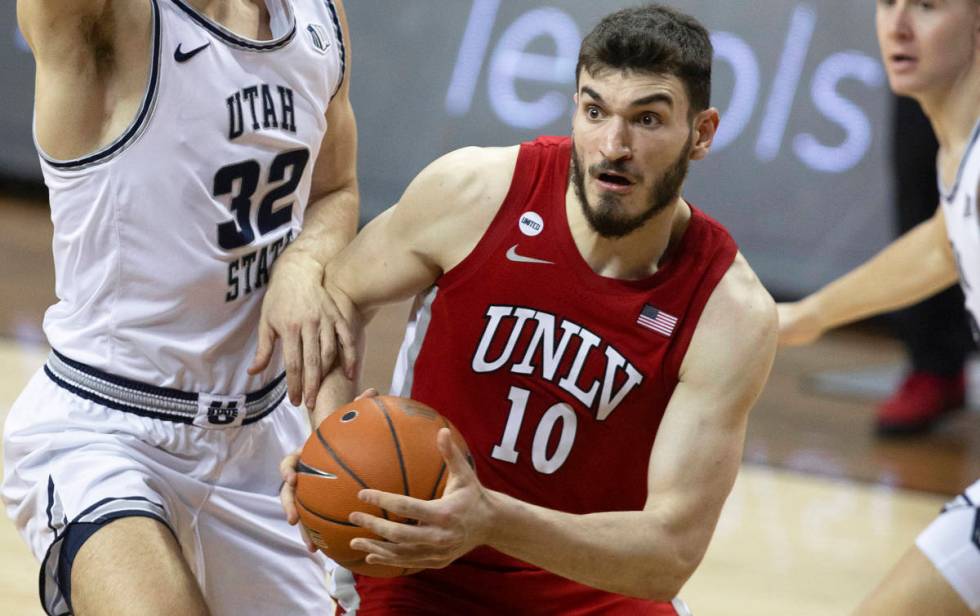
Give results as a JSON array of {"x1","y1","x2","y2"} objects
[
  {"x1": 38, "y1": 0, "x2": 346, "y2": 394},
  {"x1": 941, "y1": 119, "x2": 980, "y2": 342}
]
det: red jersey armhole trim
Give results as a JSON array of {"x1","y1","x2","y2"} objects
[{"x1": 663, "y1": 226, "x2": 739, "y2": 385}]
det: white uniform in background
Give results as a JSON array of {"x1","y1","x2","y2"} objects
[
  {"x1": 2, "y1": 1, "x2": 346, "y2": 613},
  {"x1": 920, "y1": 118, "x2": 980, "y2": 613}
]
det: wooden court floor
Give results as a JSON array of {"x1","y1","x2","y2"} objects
[{"x1": 1, "y1": 191, "x2": 977, "y2": 615}]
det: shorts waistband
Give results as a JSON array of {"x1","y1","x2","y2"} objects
[{"x1": 44, "y1": 349, "x2": 286, "y2": 426}]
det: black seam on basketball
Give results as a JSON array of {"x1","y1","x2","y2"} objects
[
  {"x1": 296, "y1": 498, "x2": 358, "y2": 527},
  {"x1": 429, "y1": 462, "x2": 447, "y2": 501},
  {"x1": 375, "y1": 397, "x2": 410, "y2": 498},
  {"x1": 315, "y1": 428, "x2": 369, "y2": 489},
  {"x1": 964, "y1": 492, "x2": 975, "y2": 507}
]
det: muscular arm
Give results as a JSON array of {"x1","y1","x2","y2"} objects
[
  {"x1": 478, "y1": 256, "x2": 776, "y2": 599},
  {"x1": 278, "y1": 146, "x2": 515, "y2": 538},
  {"x1": 250, "y1": 0, "x2": 361, "y2": 408},
  {"x1": 779, "y1": 206, "x2": 958, "y2": 344},
  {"x1": 282, "y1": 0, "x2": 359, "y2": 272},
  {"x1": 352, "y1": 255, "x2": 778, "y2": 600},
  {"x1": 325, "y1": 146, "x2": 517, "y2": 313}
]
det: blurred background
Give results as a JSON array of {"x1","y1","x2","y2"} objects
[
  {"x1": 1, "y1": 2, "x2": 977, "y2": 615},
  {"x1": 1, "y1": 0, "x2": 893, "y2": 296}
]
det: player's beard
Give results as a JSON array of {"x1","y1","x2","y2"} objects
[{"x1": 570, "y1": 134, "x2": 692, "y2": 239}]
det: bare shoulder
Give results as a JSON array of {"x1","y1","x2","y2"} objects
[
  {"x1": 680, "y1": 252, "x2": 778, "y2": 386},
  {"x1": 17, "y1": 0, "x2": 149, "y2": 60},
  {"x1": 707, "y1": 253, "x2": 777, "y2": 329},
  {"x1": 388, "y1": 145, "x2": 520, "y2": 270},
  {"x1": 392, "y1": 145, "x2": 519, "y2": 226},
  {"x1": 409, "y1": 145, "x2": 520, "y2": 206}
]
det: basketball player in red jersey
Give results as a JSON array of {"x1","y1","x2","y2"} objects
[{"x1": 281, "y1": 5, "x2": 776, "y2": 614}]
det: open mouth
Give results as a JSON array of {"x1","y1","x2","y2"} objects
[
  {"x1": 890, "y1": 53, "x2": 916, "y2": 66},
  {"x1": 597, "y1": 172, "x2": 633, "y2": 187}
]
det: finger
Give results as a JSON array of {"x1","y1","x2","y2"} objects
[
  {"x1": 335, "y1": 320, "x2": 358, "y2": 380},
  {"x1": 299, "y1": 525, "x2": 317, "y2": 553},
  {"x1": 356, "y1": 490, "x2": 435, "y2": 526},
  {"x1": 437, "y1": 429, "x2": 474, "y2": 480},
  {"x1": 302, "y1": 322, "x2": 321, "y2": 408},
  {"x1": 280, "y1": 480, "x2": 299, "y2": 525},
  {"x1": 283, "y1": 329, "x2": 303, "y2": 406},
  {"x1": 350, "y1": 537, "x2": 403, "y2": 559},
  {"x1": 279, "y1": 450, "x2": 301, "y2": 485},
  {"x1": 319, "y1": 326, "x2": 336, "y2": 375},
  {"x1": 248, "y1": 319, "x2": 277, "y2": 375},
  {"x1": 350, "y1": 539, "x2": 421, "y2": 568},
  {"x1": 353, "y1": 539, "x2": 450, "y2": 569},
  {"x1": 354, "y1": 387, "x2": 379, "y2": 401},
  {"x1": 279, "y1": 450, "x2": 301, "y2": 525},
  {"x1": 349, "y1": 510, "x2": 433, "y2": 544}
]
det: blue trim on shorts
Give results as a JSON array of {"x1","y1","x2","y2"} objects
[
  {"x1": 56, "y1": 513, "x2": 172, "y2": 614},
  {"x1": 38, "y1": 493, "x2": 172, "y2": 616}
]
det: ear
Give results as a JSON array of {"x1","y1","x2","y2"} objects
[{"x1": 689, "y1": 108, "x2": 720, "y2": 161}]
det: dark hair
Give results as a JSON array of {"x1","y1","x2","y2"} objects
[{"x1": 576, "y1": 4, "x2": 713, "y2": 114}]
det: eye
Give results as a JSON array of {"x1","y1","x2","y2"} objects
[
  {"x1": 586, "y1": 105, "x2": 602, "y2": 120},
  {"x1": 638, "y1": 113, "x2": 659, "y2": 127}
]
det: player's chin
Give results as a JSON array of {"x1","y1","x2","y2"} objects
[{"x1": 884, "y1": 74, "x2": 923, "y2": 99}]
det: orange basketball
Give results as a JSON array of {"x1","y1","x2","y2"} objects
[{"x1": 294, "y1": 395, "x2": 470, "y2": 578}]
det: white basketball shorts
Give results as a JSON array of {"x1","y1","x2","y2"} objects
[
  {"x1": 2, "y1": 351, "x2": 333, "y2": 615},
  {"x1": 916, "y1": 478, "x2": 980, "y2": 612}
]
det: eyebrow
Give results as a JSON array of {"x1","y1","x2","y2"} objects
[{"x1": 580, "y1": 86, "x2": 674, "y2": 109}]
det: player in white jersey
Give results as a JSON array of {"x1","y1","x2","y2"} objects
[
  {"x1": 779, "y1": 0, "x2": 980, "y2": 612},
  {"x1": 3, "y1": 1, "x2": 358, "y2": 614}
]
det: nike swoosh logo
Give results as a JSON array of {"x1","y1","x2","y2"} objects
[
  {"x1": 296, "y1": 460, "x2": 337, "y2": 479},
  {"x1": 506, "y1": 244, "x2": 554, "y2": 265},
  {"x1": 174, "y1": 42, "x2": 211, "y2": 63}
]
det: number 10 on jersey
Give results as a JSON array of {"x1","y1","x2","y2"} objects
[{"x1": 491, "y1": 386, "x2": 577, "y2": 475}]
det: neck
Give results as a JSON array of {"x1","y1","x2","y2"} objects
[
  {"x1": 565, "y1": 185, "x2": 691, "y2": 280},
  {"x1": 918, "y1": 58, "x2": 980, "y2": 153}
]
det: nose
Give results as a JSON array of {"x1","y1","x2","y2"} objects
[
  {"x1": 884, "y1": 3, "x2": 913, "y2": 42},
  {"x1": 599, "y1": 117, "x2": 632, "y2": 162}
]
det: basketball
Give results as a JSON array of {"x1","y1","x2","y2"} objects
[{"x1": 294, "y1": 395, "x2": 471, "y2": 577}]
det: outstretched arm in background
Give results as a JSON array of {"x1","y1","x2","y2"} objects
[{"x1": 778, "y1": 205, "x2": 958, "y2": 346}]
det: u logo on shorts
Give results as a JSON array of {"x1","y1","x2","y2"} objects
[
  {"x1": 195, "y1": 393, "x2": 248, "y2": 429},
  {"x1": 207, "y1": 400, "x2": 240, "y2": 425}
]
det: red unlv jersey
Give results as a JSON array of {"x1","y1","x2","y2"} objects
[{"x1": 349, "y1": 136, "x2": 737, "y2": 615}]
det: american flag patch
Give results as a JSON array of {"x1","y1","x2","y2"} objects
[{"x1": 636, "y1": 304, "x2": 678, "y2": 337}]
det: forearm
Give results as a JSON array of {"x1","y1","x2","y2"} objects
[
  {"x1": 803, "y1": 216, "x2": 957, "y2": 331},
  {"x1": 281, "y1": 187, "x2": 359, "y2": 273},
  {"x1": 486, "y1": 492, "x2": 699, "y2": 601},
  {"x1": 310, "y1": 366, "x2": 355, "y2": 426}
]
